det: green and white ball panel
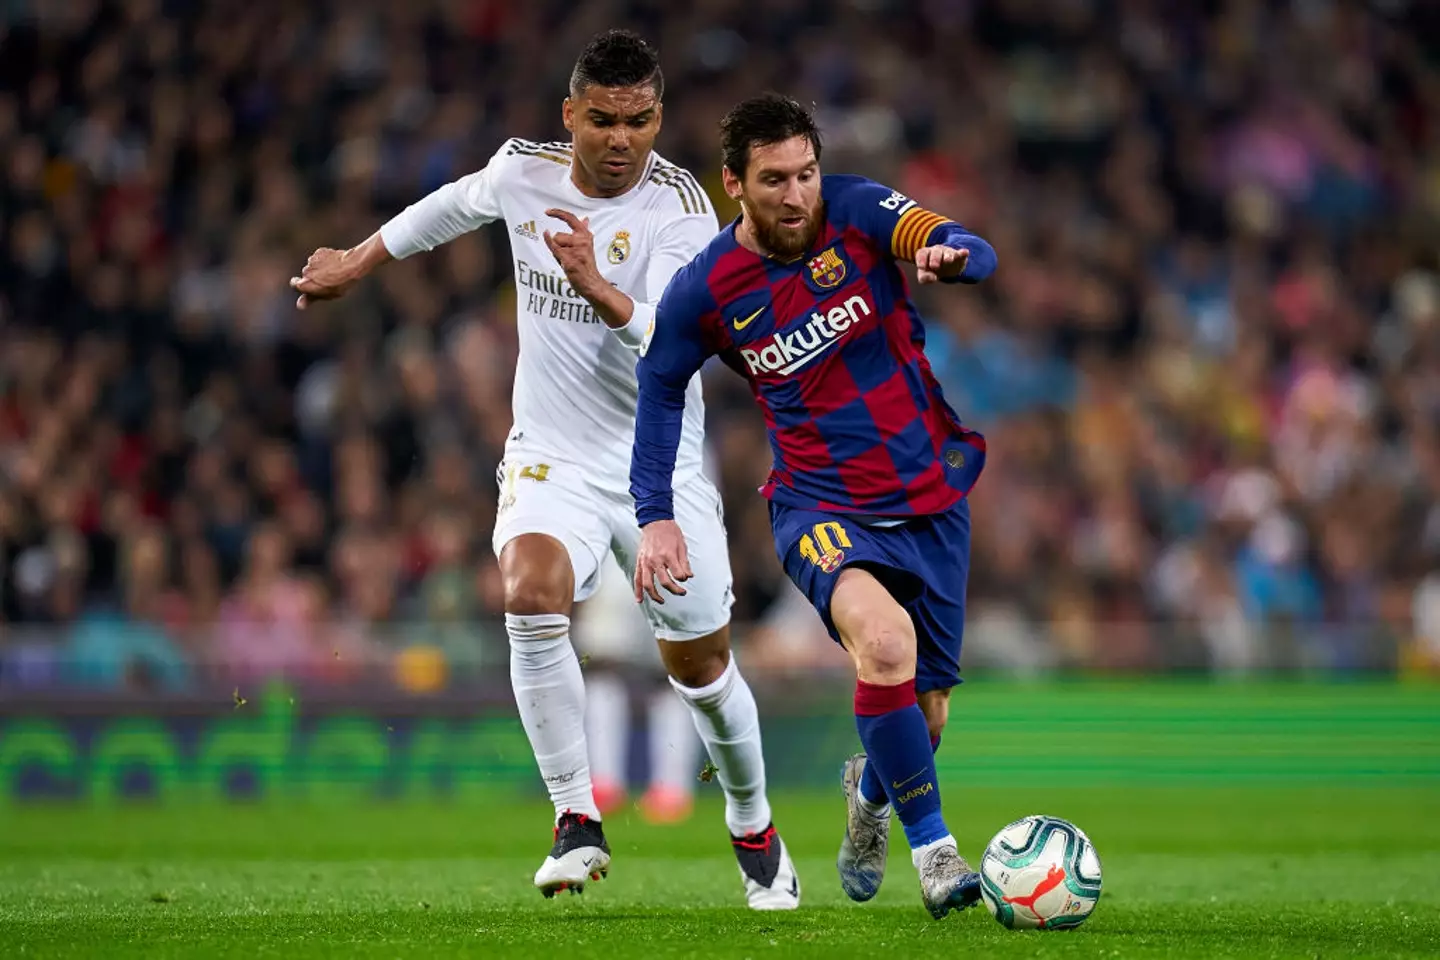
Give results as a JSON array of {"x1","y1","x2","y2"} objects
[{"x1": 979, "y1": 815, "x2": 1102, "y2": 930}]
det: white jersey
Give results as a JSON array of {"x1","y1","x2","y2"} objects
[{"x1": 380, "y1": 139, "x2": 715, "y2": 491}]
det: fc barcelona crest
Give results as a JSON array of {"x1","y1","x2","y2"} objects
[
  {"x1": 808, "y1": 248, "x2": 846, "y2": 288},
  {"x1": 607, "y1": 230, "x2": 631, "y2": 264}
]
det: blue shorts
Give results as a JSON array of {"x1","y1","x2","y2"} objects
[{"x1": 770, "y1": 498, "x2": 971, "y2": 693}]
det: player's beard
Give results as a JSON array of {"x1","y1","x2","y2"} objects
[{"x1": 747, "y1": 200, "x2": 822, "y2": 260}]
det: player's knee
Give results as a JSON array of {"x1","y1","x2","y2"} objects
[
  {"x1": 500, "y1": 537, "x2": 574, "y2": 615},
  {"x1": 659, "y1": 629, "x2": 731, "y2": 688},
  {"x1": 506, "y1": 569, "x2": 573, "y2": 616},
  {"x1": 832, "y1": 569, "x2": 914, "y2": 682},
  {"x1": 847, "y1": 615, "x2": 916, "y2": 684},
  {"x1": 504, "y1": 575, "x2": 571, "y2": 615},
  {"x1": 666, "y1": 651, "x2": 728, "y2": 689}
]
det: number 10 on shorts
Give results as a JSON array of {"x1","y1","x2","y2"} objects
[{"x1": 799, "y1": 521, "x2": 850, "y2": 574}]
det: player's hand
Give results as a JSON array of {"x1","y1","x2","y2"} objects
[
  {"x1": 543, "y1": 208, "x2": 603, "y2": 296},
  {"x1": 290, "y1": 247, "x2": 360, "y2": 309},
  {"x1": 633, "y1": 520, "x2": 692, "y2": 605},
  {"x1": 914, "y1": 245, "x2": 969, "y2": 284}
]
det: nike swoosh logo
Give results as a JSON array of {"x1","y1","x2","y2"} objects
[
  {"x1": 581, "y1": 856, "x2": 596, "y2": 868},
  {"x1": 787, "y1": 875, "x2": 799, "y2": 899},
  {"x1": 892, "y1": 770, "x2": 925, "y2": 790},
  {"x1": 733, "y1": 306, "x2": 767, "y2": 330}
]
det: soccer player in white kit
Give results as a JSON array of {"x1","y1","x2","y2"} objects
[{"x1": 289, "y1": 30, "x2": 798, "y2": 910}]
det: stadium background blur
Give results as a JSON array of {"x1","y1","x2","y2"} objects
[{"x1": 2, "y1": 0, "x2": 1440, "y2": 794}]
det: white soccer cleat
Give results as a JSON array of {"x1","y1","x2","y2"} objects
[
  {"x1": 731, "y1": 824, "x2": 801, "y2": 910},
  {"x1": 837, "y1": 753, "x2": 891, "y2": 901},
  {"x1": 534, "y1": 811, "x2": 611, "y2": 898}
]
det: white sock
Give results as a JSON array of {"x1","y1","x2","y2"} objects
[
  {"x1": 912, "y1": 834, "x2": 957, "y2": 868},
  {"x1": 669, "y1": 657, "x2": 772, "y2": 836},
  {"x1": 584, "y1": 672, "x2": 629, "y2": 790},
  {"x1": 507, "y1": 613, "x2": 598, "y2": 821},
  {"x1": 857, "y1": 758, "x2": 892, "y2": 819},
  {"x1": 857, "y1": 793, "x2": 892, "y2": 821},
  {"x1": 648, "y1": 686, "x2": 700, "y2": 795}
]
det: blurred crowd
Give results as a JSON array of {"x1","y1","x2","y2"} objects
[{"x1": 2, "y1": 0, "x2": 1439, "y2": 692}]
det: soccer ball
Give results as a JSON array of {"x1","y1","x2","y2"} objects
[{"x1": 979, "y1": 815, "x2": 1102, "y2": 930}]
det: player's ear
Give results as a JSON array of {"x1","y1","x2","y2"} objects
[
  {"x1": 562, "y1": 97, "x2": 575, "y2": 134},
  {"x1": 721, "y1": 165, "x2": 742, "y2": 201},
  {"x1": 652, "y1": 102, "x2": 663, "y2": 133}
]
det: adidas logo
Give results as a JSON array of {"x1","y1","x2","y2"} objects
[{"x1": 513, "y1": 220, "x2": 539, "y2": 241}]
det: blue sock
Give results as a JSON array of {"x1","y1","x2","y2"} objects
[
  {"x1": 854, "y1": 678, "x2": 948, "y2": 848},
  {"x1": 860, "y1": 731, "x2": 941, "y2": 806}
]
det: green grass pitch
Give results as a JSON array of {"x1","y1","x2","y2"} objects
[{"x1": 2, "y1": 682, "x2": 1438, "y2": 958}]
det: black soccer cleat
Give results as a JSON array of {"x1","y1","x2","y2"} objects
[
  {"x1": 731, "y1": 823, "x2": 801, "y2": 910},
  {"x1": 534, "y1": 810, "x2": 611, "y2": 898}
]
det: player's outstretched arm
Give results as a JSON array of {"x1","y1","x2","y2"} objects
[
  {"x1": 630, "y1": 268, "x2": 715, "y2": 603},
  {"x1": 911, "y1": 221, "x2": 996, "y2": 285},
  {"x1": 290, "y1": 233, "x2": 393, "y2": 310},
  {"x1": 292, "y1": 146, "x2": 510, "y2": 309},
  {"x1": 838, "y1": 176, "x2": 997, "y2": 285}
]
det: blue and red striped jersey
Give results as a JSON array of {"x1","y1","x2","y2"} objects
[{"x1": 631, "y1": 174, "x2": 996, "y2": 525}]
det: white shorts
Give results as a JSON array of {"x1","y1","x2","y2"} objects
[
  {"x1": 572, "y1": 553, "x2": 661, "y2": 665},
  {"x1": 492, "y1": 448, "x2": 734, "y2": 642}
]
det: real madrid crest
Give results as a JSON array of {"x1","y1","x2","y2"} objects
[{"x1": 607, "y1": 230, "x2": 631, "y2": 265}]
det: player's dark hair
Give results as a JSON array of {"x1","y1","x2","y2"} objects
[
  {"x1": 719, "y1": 93, "x2": 823, "y2": 178},
  {"x1": 569, "y1": 29, "x2": 664, "y2": 99}
]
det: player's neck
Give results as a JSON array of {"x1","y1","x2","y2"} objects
[{"x1": 734, "y1": 217, "x2": 761, "y2": 255}]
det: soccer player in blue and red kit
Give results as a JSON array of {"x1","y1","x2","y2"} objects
[{"x1": 629, "y1": 93, "x2": 997, "y2": 919}]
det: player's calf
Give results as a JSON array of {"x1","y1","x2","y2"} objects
[
  {"x1": 507, "y1": 611, "x2": 597, "y2": 821},
  {"x1": 832, "y1": 567, "x2": 974, "y2": 914},
  {"x1": 660, "y1": 631, "x2": 774, "y2": 839},
  {"x1": 919, "y1": 688, "x2": 950, "y2": 742},
  {"x1": 663, "y1": 644, "x2": 772, "y2": 836},
  {"x1": 501, "y1": 532, "x2": 607, "y2": 899},
  {"x1": 662, "y1": 628, "x2": 795, "y2": 909},
  {"x1": 858, "y1": 689, "x2": 949, "y2": 811}
]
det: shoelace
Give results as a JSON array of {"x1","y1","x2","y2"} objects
[
  {"x1": 553, "y1": 809, "x2": 590, "y2": 842},
  {"x1": 922, "y1": 844, "x2": 962, "y2": 878},
  {"x1": 852, "y1": 818, "x2": 885, "y2": 857},
  {"x1": 732, "y1": 826, "x2": 775, "y2": 855}
]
